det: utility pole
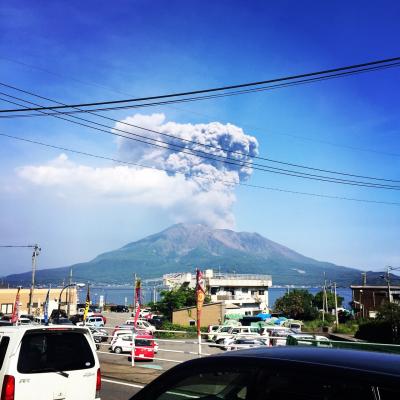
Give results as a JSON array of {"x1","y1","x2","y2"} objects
[
  {"x1": 322, "y1": 274, "x2": 326, "y2": 322},
  {"x1": 334, "y1": 282, "x2": 339, "y2": 326},
  {"x1": 67, "y1": 268, "x2": 72, "y2": 317},
  {"x1": 28, "y1": 244, "x2": 41, "y2": 315},
  {"x1": 387, "y1": 266, "x2": 392, "y2": 303},
  {"x1": 133, "y1": 273, "x2": 137, "y2": 312}
]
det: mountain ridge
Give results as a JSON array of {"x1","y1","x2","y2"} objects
[{"x1": 3, "y1": 223, "x2": 387, "y2": 286}]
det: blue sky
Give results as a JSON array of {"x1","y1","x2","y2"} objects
[{"x1": 0, "y1": 1, "x2": 399, "y2": 277}]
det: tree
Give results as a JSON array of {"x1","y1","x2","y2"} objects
[
  {"x1": 274, "y1": 289, "x2": 318, "y2": 321},
  {"x1": 151, "y1": 284, "x2": 210, "y2": 320},
  {"x1": 313, "y1": 291, "x2": 343, "y2": 310}
]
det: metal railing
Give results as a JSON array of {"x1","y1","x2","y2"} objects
[{"x1": 92, "y1": 325, "x2": 400, "y2": 370}]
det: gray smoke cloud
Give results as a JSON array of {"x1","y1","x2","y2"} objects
[
  {"x1": 114, "y1": 113, "x2": 259, "y2": 227},
  {"x1": 115, "y1": 113, "x2": 259, "y2": 189}
]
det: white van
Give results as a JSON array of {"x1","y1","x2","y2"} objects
[{"x1": 0, "y1": 326, "x2": 101, "y2": 400}]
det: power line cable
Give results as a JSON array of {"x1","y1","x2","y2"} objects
[
  {"x1": 1, "y1": 131, "x2": 399, "y2": 206},
  {"x1": 1, "y1": 57, "x2": 400, "y2": 114},
  {"x1": 1, "y1": 93, "x2": 399, "y2": 190},
  {"x1": 1, "y1": 82, "x2": 399, "y2": 184},
  {"x1": 2, "y1": 56, "x2": 400, "y2": 161}
]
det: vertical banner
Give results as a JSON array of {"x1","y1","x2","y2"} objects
[
  {"x1": 44, "y1": 288, "x2": 50, "y2": 325},
  {"x1": 196, "y1": 269, "x2": 205, "y2": 336},
  {"x1": 83, "y1": 285, "x2": 90, "y2": 324},
  {"x1": 11, "y1": 287, "x2": 21, "y2": 324},
  {"x1": 133, "y1": 279, "x2": 141, "y2": 327}
]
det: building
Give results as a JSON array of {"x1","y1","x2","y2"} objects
[
  {"x1": 172, "y1": 302, "x2": 225, "y2": 327},
  {"x1": 350, "y1": 285, "x2": 400, "y2": 318},
  {"x1": 0, "y1": 287, "x2": 78, "y2": 317},
  {"x1": 164, "y1": 269, "x2": 272, "y2": 317}
]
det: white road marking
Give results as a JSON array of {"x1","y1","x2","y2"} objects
[{"x1": 102, "y1": 378, "x2": 144, "y2": 389}]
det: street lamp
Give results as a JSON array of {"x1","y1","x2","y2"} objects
[{"x1": 57, "y1": 283, "x2": 85, "y2": 323}]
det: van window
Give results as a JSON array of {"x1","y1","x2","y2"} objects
[
  {"x1": 18, "y1": 330, "x2": 95, "y2": 373},
  {"x1": 0, "y1": 336, "x2": 10, "y2": 369}
]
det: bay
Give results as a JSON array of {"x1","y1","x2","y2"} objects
[{"x1": 79, "y1": 286, "x2": 352, "y2": 310}]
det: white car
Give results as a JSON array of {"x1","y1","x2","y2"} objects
[
  {"x1": 261, "y1": 327, "x2": 294, "y2": 346},
  {"x1": 77, "y1": 316, "x2": 105, "y2": 328},
  {"x1": 125, "y1": 319, "x2": 156, "y2": 333},
  {"x1": 0, "y1": 325, "x2": 101, "y2": 400},
  {"x1": 213, "y1": 326, "x2": 260, "y2": 344},
  {"x1": 111, "y1": 334, "x2": 159, "y2": 354}
]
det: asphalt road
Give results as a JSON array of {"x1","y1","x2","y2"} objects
[{"x1": 101, "y1": 379, "x2": 142, "y2": 400}]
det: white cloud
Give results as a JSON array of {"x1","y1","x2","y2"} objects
[{"x1": 17, "y1": 114, "x2": 259, "y2": 228}]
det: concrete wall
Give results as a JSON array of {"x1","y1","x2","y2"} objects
[
  {"x1": 173, "y1": 303, "x2": 225, "y2": 327},
  {"x1": 0, "y1": 288, "x2": 78, "y2": 316}
]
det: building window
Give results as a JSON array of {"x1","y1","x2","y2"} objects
[
  {"x1": 242, "y1": 288, "x2": 248, "y2": 293},
  {"x1": 259, "y1": 290, "x2": 265, "y2": 295},
  {"x1": 1, "y1": 304, "x2": 13, "y2": 314},
  {"x1": 251, "y1": 290, "x2": 256, "y2": 295},
  {"x1": 189, "y1": 320, "x2": 196, "y2": 327},
  {"x1": 210, "y1": 287, "x2": 218, "y2": 295}
]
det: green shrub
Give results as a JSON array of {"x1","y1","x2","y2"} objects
[{"x1": 155, "y1": 321, "x2": 206, "y2": 339}]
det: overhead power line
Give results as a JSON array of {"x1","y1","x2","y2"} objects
[
  {"x1": 0, "y1": 56, "x2": 399, "y2": 114},
  {"x1": 1, "y1": 131, "x2": 399, "y2": 207},
  {"x1": 2, "y1": 56, "x2": 400, "y2": 161},
  {"x1": 1, "y1": 92, "x2": 399, "y2": 190},
  {"x1": 0, "y1": 245, "x2": 37, "y2": 248},
  {"x1": 1, "y1": 82, "x2": 399, "y2": 184}
]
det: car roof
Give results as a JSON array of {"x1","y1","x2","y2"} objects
[
  {"x1": 0, "y1": 325, "x2": 91, "y2": 335},
  {"x1": 211, "y1": 346, "x2": 400, "y2": 377}
]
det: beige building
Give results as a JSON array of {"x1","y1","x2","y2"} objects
[
  {"x1": 0, "y1": 287, "x2": 78, "y2": 316},
  {"x1": 165, "y1": 269, "x2": 272, "y2": 317},
  {"x1": 173, "y1": 302, "x2": 227, "y2": 327}
]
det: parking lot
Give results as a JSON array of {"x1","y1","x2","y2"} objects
[{"x1": 98, "y1": 311, "x2": 223, "y2": 374}]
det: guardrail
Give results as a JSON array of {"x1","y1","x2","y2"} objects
[{"x1": 92, "y1": 325, "x2": 400, "y2": 370}]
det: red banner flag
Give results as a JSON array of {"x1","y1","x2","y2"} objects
[
  {"x1": 134, "y1": 280, "x2": 141, "y2": 328},
  {"x1": 11, "y1": 287, "x2": 21, "y2": 324},
  {"x1": 196, "y1": 269, "x2": 205, "y2": 336}
]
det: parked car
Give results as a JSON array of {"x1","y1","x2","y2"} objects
[
  {"x1": 286, "y1": 333, "x2": 332, "y2": 347},
  {"x1": 33, "y1": 317, "x2": 46, "y2": 325},
  {"x1": 0, "y1": 325, "x2": 101, "y2": 399},
  {"x1": 129, "y1": 347, "x2": 400, "y2": 400},
  {"x1": 17, "y1": 317, "x2": 33, "y2": 325},
  {"x1": 125, "y1": 319, "x2": 156, "y2": 333},
  {"x1": 69, "y1": 314, "x2": 84, "y2": 325},
  {"x1": 260, "y1": 326, "x2": 294, "y2": 346},
  {"x1": 77, "y1": 316, "x2": 105, "y2": 328},
  {"x1": 110, "y1": 305, "x2": 129, "y2": 312},
  {"x1": 206, "y1": 325, "x2": 222, "y2": 341},
  {"x1": 111, "y1": 334, "x2": 155, "y2": 361},
  {"x1": 224, "y1": 336, "x2": 269, "y2": 351},
  {"x1": 148, "y1": 315, "x2": 166, "y2": 329},
  {"x1": 88, "y1": 326, "x2": 109, "y2": 342},
  {"x1": 213, "y1": 326, "x2": 260, "y2": 344}
]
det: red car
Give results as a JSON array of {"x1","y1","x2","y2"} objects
[{"x1": 112, "y1": 333, "x2": 155, "y2": 361}]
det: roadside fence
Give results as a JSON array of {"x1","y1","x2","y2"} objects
[{"x1": 92, "y1": 325, "x2": 400, "y2": 369}]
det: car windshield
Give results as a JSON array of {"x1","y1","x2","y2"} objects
[{"x1": 18, "y1": 330, "x2": 95, "y2": 373}]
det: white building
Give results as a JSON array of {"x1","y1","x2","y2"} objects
[{"x1": 163, "y1": 269, "x2": 272, "y2": 316}]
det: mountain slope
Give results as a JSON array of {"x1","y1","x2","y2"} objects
[{"x1": 3, "y1": 223, "x2": 385, "y2": 286}]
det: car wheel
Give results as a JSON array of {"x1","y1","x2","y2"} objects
[{"x1": 114, "y1": 347, "x2": 122, "y2": 354}]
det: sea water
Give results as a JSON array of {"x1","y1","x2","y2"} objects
[{"x1": 79, "y1": 286, "x2": 352, "y2": 309}]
